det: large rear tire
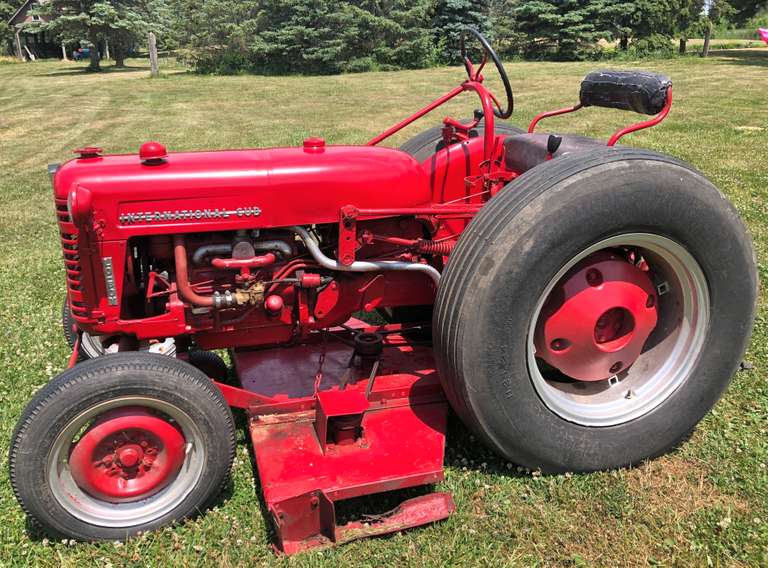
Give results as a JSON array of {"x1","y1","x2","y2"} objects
[
  {"x1": 9, "y1": 353, "x2": 235, "y2": 540},
  {"x1": 434, "y1": 148, "x2": 757, "y2": 472}
]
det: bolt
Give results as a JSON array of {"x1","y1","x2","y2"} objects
[
  {"x1": 550, "y1": 338, "x2": 569, "y2": 352},
  {"x1": 586, "y1": 269, "x2": 603, "y2": 287},
  {"x1": 625, "y1": 389, "x2": 635, "y2": 399}
]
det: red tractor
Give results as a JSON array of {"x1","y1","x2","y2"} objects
[{"x1": 10, "y1": 31, "x2": 757, "y2": 554}]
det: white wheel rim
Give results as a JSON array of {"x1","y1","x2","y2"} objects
[
  {"x1": 47, "y1": 396, "x2": 205, "y2": 528},
  {"x1": 526, "y1": 233, "x2": 709, "y2": 427}
]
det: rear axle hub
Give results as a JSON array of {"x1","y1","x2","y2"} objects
[{"x1": 534, "y1": 252, "x2": 658, "y2": 381}]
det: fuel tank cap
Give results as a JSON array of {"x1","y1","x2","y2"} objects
[
  {"x1": 74, "y1": 147, "x2": 103, "y2": 159},
  {"x1": 303, "y1": 137, "x2": 325, "y2": 153},
  {"x1": 139, "y1": 141, "x2": 168, "y2": 164}
]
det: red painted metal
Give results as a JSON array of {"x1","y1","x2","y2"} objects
[
  {"x1": 264, "y1": 294, "x2": 284, "y2": 315},
  {"x1": 528, "y1": 104, "x2": 583, "y2": 133},
  {"x1": 67, "y1": 337, "x2": 80, "y2": 369},
  {"x1": 367, "y1": 79, "x2": 498, "y2": 170},
  {"x1": 69, "y1": 407, "x2": 186, "y2": 501},
  {"x1": 527, "y1": 89, "x2": 672, "y2": 145},
  {"x1": 607, "y1": 88, "x2": 673, "y2": 146},
  {"x1": 236, "y1": 325, "x2": 453, "y2": 554},
  {"x1": 338, "y1": 205, "x2": 359, "y2": 266},
  {"x1": 210, "y1": 252, "x2": 276, "y2": 269},
  {"x1": 534, "y1": 253, "x2": 658, "y2": 381},
  {"x1": 139, "y1": 141, "x2": 168, "y2": 163}
]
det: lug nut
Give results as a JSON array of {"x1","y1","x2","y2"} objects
[
  {"x1": 586, "y1": 269, "x2": 603, "y2": 287},
  {"x1": 550, "y1": 338, "x2": 570, "y2": 352}
]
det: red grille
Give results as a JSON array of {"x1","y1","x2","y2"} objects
[{"x1": 56, "y1": 198, "x2": 87, "y2": 316}]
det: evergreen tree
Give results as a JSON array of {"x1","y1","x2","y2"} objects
[
  {"x1": 674, "y1": 0, "x2": 706, "y2": 54},
  {"x1": 1, "y1": 0, "x2": 26, "y2": 55},
  {"x1": 433, "y1": 0, "x2": 492, "y2": 64},
  {"x1": 591, "y1": 0, "x2": 637, "y2": 50},
  {"x1": 513, "y1": 0, "x2": 607, "y2": 60},
  {"x1": 490, "y1": 0, "x2": 526, "y2": 58},
  {"x1": 177, "y1": 0, "x2": 437, "y2": 74},
  {"x1": 30, "y1": 0, "x2": 149, "y2": 70},
  {"x1": 728, "y1": 0, "x2": 767, "y2": 24}
]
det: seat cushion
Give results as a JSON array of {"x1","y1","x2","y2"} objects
[{"x1": 503, "y1": 133, "x2": 605, "y2": 174}]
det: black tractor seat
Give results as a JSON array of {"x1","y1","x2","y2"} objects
[{"x1": 503, "y1": 132, "x2": 607, "y2": 174}]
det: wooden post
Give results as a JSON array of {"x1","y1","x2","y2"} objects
[
  {"x1": 14, "y1": 30, "x2": 23, "y2": 60},
  {"x1": 104, "y1": 38, "x2": 110, "y2": 60},
  {"x1": 701, "y1": 20, "x2": 712, "y2": 57},
  {"x1": 148, "y1": 32, "x2": 159, "y2": 77},
  {"x1": 61, "y1": 42, "x2": 69, "y2": 61}
]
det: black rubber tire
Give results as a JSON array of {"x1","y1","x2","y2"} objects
[
  {"x1": 9, "y1": 353, "x2": 236, "y2": 540},
  {"x1": 433, "y1": 148, "x2": 757, "y2": 473},
  {"x1": 187, "y1": 350, "x2": 229, "y2": 381},
  {"x1": 399, "y1": 120, "x2": 523, "y2": 163},
  {"x1": 61, "y1": 299, "x2": 77, "y2": 350}
]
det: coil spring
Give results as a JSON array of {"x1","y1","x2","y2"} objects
[{"x1": 416, "y1": 240, "x2": 455, "y2": 255}]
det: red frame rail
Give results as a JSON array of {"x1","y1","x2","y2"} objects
[{"x1": 527, "y1": 88, "x2": 673, "y2": 146}]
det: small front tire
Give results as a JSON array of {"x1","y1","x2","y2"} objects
[{"x1": 9, "y1": 353, "x2": 236, "y2": 540}]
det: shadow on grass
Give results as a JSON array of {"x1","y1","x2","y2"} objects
[
  {"x1": 43, "y1": 65, "x2": 149, "y2": 77},
  {"x1": 708, "y1": 48, "x2": 768, "y2": 67}
]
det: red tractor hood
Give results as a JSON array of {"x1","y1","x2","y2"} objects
[{"x1": 54, "y1": 144, "x2": 431, "y2": 240}]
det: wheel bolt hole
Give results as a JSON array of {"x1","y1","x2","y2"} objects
[
  {"x1": 610, "y1": 361, "x2": 623, "y2": 374},
  {"x1": 586, "y1": 269, "x2": 603, "y2": 287},
  {"x1": 646, "y1": 295, "x2": 656, "y2": 308},
  {"x1": 550, "y1": 338, "x2": 571, "y2": 352}
]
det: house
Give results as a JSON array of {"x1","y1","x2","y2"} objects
[{"x1": 8, "y1": 0, "x2": 63, "y2": 60}]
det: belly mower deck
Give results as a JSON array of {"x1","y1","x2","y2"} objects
[{"x1": 216, "y1": 320, "x2": 454, "y2": 554}]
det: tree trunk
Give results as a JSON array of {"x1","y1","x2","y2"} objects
[
  {"x1": 678, "y1": 37, "x2": 687, "y2": 54},
  {"x1": 701, "y1": 21, "x2": 712, "y2": 57},
  {"x1": 87, "y1": 32, "x2": 101, "y2": 71},
  {"x1": 114, "y1": 42, "x2": 126, "y2": 67},
  {"x1": 148, "y1": 32, "x2": 159, "y2": 78},
  {"x1": 619, "y1": 35, "x2": 628, "y2": 51}
]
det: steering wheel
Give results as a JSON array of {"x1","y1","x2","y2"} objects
[{"x1": 460, "y1": 28, "x2": 514, "y2": 119}]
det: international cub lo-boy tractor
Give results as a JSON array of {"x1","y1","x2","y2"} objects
[{"x1": 10, "y1": 30, "x2": 757, "y2": 554}]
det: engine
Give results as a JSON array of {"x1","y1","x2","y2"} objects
[{"x1": 53, "y1": 141, "x2": 446, "y2": 351}]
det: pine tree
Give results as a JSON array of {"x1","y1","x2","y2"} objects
[
  {"x1": 433, "y1": 0, "x2": 492, "y2": 64},
  {"x1": 1, "y1": 0, "x2": 28, "y2": 55},
  {"x1": 513, "y1": 0, "x2": 607, "y2": 60},
  {"x1": 30, "y1": 0, "x2": 149, "y2": 70},
  {"x1": 176, "y1": 0, "x2": 437, "y2": 74}
]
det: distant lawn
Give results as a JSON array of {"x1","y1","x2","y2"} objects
[{"x1": 0, "y1": 51, "x2": 766, "y2": 566}]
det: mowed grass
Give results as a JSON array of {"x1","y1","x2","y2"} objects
[{"x1": 1, "y1": 50, "x2": 767, "y2": 566}]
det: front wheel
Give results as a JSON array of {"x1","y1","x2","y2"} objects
[
  {"x1": 9, "y1": 353, "x2": 235, "y2": 540},
  {"x1": 434, "y1": 148, "x2": 757, "y2": 472}
]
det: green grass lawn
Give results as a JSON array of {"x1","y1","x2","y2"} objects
[{"x1": 1, "y1": 50, "x2": 767, "y2": 566}]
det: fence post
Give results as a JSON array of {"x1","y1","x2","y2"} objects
[{"x1": 149, "y1": 32, "x2": 159, "y2": 77}]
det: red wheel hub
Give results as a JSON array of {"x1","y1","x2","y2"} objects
[
  {"x1": 534, "y1": 251, "x2": 658, "y2": 381},
  {"x1": 69, "y1": 406, "x2": 186, "y2": 502}
]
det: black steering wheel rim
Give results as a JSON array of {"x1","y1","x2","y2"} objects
[{"x1": 460, "y1": 28, "x2": 514, "y2": 119}]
